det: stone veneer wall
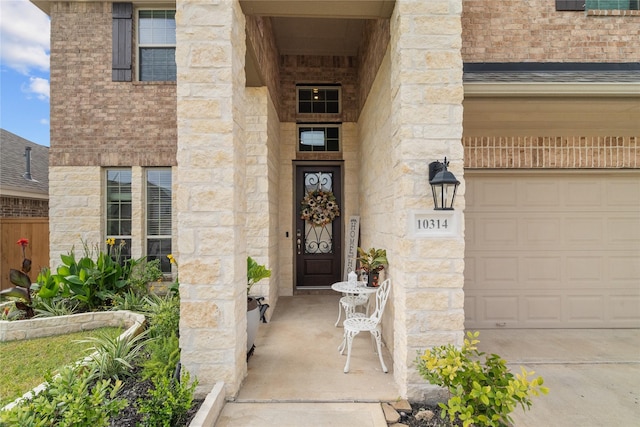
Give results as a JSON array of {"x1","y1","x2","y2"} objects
[
  {"x1": 176, "y1": 0, "x2": 247, "y2": 398},
  {"x1": 48, "y1": 165, "x2": 154, "y2": 269},
  {"x1": 462, "y1": 0, "x2": 640, "y2": 62},
  {"x1": 245, "y1": 16, "x2": 281, "y2": 114},
  {"x1": 48, "y1": 1, "x2": 176, "y2": 168},
  {"x1": 388, "y1": 0, "x2": 465, "y2": 400},
  {"x1": 245, "y1": 87, "x2": 280, "y2": 311},
  {"x1": 464, "y1": 136, "x2": 640, "y2": 169}
]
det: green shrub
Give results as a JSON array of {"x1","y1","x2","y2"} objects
[
  {"x1": 415, "y1": 331, "x2": 549, "y2": 427},
  {"x1": 140, "y1": 332, "x2": 181, "y2": 380},
  {"x1": 137, "y1": 370, "x2": 197, "y2": 427},
  {"x1": 0, "y1": 366, "x2": 127, "y2": 427},
  {"x1": 143, "y1": 293, "x2": 180, "y2": 338},
  {"x1": 77, "y1": 329, "x2": 149, "y2": 381}
]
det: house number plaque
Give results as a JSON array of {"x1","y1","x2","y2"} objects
[{"x1": 410, "y1": 211, "x2": 459, "y2": 238}]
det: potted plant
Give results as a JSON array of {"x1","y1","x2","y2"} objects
[
  {"x1": 356, "y1": 247, "x2": 388, "y2": 287},
  {"x1": 247, "y1": 256, "x2": 271, "y2": 356}
]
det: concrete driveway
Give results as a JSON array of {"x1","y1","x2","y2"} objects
[{"x1": 476, "y1": 329, "x2": 640, "y2": 426}]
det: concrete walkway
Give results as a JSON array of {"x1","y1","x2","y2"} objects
[{"x1": 215, "y1": 295, "x2": 640, "y2": 426}]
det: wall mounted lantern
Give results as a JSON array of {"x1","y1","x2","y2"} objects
[{"x1": 428, "y1": 157, "x2": 460, "y2": 210}]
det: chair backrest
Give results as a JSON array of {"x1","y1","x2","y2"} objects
[{"x1": 370, "y1": 278, "x2": 391, "y2": 324}]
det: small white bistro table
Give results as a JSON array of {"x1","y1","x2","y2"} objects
[{"x1": 331, "y1": 281, "x2": 378, "y2": 326}]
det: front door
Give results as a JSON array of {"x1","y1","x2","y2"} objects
[{"x1": 295, "y1": 164, "x2": 342, "y2": 288}]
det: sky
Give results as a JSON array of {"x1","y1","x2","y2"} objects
[{"x1": 0, "y1": 0, "x2": 51, "y2": 147}]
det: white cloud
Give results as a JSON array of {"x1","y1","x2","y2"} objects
[
  {"x1": 40, "y1": 118, "x2": 49, "y2": 126},
  {"x1": 26, "y1": 76, "x2": 50, "y2": 99},
  {"x1": 0, "y1": 0, "x2": 50, "y2": 74}
]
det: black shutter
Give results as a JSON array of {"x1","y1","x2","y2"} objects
[
  {"x1": 112, "y1": 3, "x2": 132, "y2": 82},
  {"x1": 556, "y1": 0, "x2": 586, "y2": 10}
]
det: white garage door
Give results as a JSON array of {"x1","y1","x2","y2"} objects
[{"x1": 464, "y1": 171, "x2": 640, "y2": 329}]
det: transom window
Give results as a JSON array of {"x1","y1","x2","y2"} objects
[
  {"x1": 297, "y1": 86, "x2": 341, "y2": 114},
  {"x1": 298, "y1": 125, "x2": 340, "y2": 152},
  {"x1": 146, "y1": 169, "x2": 172, "y2": 273},
  {"x1": 106, "y1": 169, "x2": 132, "y2": 259},
  {"x1": 138, "y1": 10, "x2": 176, "y2": 82}
]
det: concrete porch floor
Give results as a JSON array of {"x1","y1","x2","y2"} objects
[{"x1": 215, "y1": 295, "x2": 640, "y2": 426}]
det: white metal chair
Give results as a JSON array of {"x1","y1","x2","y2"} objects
[
  {"x1": 334, "y1": 294, "x2": 369, "y2": 327},
  {"x1": 338, "y1": 278, "x2": 391, "y2": 373}
]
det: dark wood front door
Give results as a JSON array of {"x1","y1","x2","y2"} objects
[{"x1": 295, "y1": 164, "x2": 342, "y2": 288}]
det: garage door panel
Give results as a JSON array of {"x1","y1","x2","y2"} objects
[
  {"x1": 565, "y1": 218, "x2": 604, "y2": 244},
  {"x1": 477, "y1": 181, "x2": 518, "y2": 207},
  {"x1": 609, "y1": 295, "x2": 640, "y2": 321},
  {"x1": 522, "y1": 217, "x2": 562, "y2": 244},
  {"x1": 482, "y1": 296, "x2": 519, "y2": 324},
  {"x1": 566, "y1": 256, "x2": 603, "y2": 282},
  {"x1": 523, "y1": 257, "x2": 562, "y2": 283},
  {"x1": 520, "y1": 180, "x2": 561, "y2": 207},
  {"x1": 608, "y1": 256, "x2": 640, "y2": 282},
  {"x1": 465, "y1": 172, "x2": 640, "y2": 329},
  {"x1": 605, "y1": 180, "x2": 640, "y2": 206},
  {"x1": 480, "y1": 256, "x2": 520, "y2": 283},
  {"x1": 567, "y1": 295, "x2": 605, "y2": 323},
  {"x1": 565, "y1": 180, "x2": 602, "y2": 206},
  {"x1": 480, "y1": 218, "x2": 518, "y2": 246},
  {"x1": 607, "y1": 217, "x2": 640, "y2": 243},
  {"x1": 525, "y1": 296, "x2": 562, "y2": 323}
]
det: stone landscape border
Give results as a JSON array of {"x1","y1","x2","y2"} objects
[{"x1": 0, "y1": 309, "x2": 223, "y2": 425}]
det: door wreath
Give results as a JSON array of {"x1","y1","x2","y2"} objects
[{"x1": 300, "y1": 189, "x2": 340, "y2": 226}]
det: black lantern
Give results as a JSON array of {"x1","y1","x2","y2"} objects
[{"x1": 429, "y1": 157, "x2": 460, "y2": 210}]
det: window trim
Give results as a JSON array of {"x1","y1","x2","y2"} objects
[
  {"x1": 136, "y1": 8, "x2": 177, "y2": 82},
  {"x1": 105, "y1": 168, "x2": 133, "y2": 259},
  {"x1": 145, "y1": 168, "x2": 172, "y2": 273},
  {"x1": 296, "y1": 124, "x2": 342, "y2": 153}
]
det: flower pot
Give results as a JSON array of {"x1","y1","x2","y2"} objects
[
  {"x1": 247, "y1": 297, "x2": 260, "y2": 354},
  {"x1": 367, "y1": 271, "x2": 380, "y2": 287}
]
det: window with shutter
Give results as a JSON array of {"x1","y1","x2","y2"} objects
[
  {"x1": 112, "y1": 3, "x2": 132, "y2": 82},
  {"x1": 138, "y1": 10, "x2": 176, "y2": 82},
  {"x1": 556, "y1": 0, "x2": 586, "y2": 10}
]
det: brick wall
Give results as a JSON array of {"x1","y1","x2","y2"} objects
[
  {"x1": 462, "y1": 0, "x2": 640, "y2": 62},
  {"x1": 0, "y1": 197, "x2": 48, "y2": 217},
  {"x1": 464, "y1": 136, "x2": 639, "y2": 168},
  {"x1": 280, "y1": 55, "x2": 358, "y2": 123},
  {"x1": 49, "y1": 1, "x2": 176, "y2": 167}
]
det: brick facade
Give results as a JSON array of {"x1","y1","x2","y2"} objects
[
  {"x1": 462, "y1": 0, "x2": 640, "y2": 62},
  {"x1": 464, "y1": 136, "x2": 639, "y2": 169},
  {"x1": 0, "y1": 197, "x2": 48, "y2": 218},
  {"x1": 48, "y1": 1, "x2": 176, "y2": 167}
]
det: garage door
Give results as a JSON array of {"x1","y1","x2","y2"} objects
[{"x1": 464, "y1": 171, "x2": 640, "y2": 329}]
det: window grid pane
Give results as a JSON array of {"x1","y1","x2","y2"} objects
[
  {"x1": 297, "y1": 87, "x2": 341, "y2": 114},
  {"x1": 138, "y1": 10, "x2": 176, "y2": 82},
  {"x1": 147, "y1": 169, "x2": 172, "y2": 273},
  {"x1": 298, "y1": 126, "x2": 340, "y2": 152},
  {"x1": 106, "y1": 169, "x2": 132, "y2": 239}
]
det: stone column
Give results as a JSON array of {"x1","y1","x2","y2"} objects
[
  {"x1": 176, "y1": 0, "x2": 247, "y2": 397},
  {"x1": 389, "y1": 0, "x2": 466, "y2": 400}
]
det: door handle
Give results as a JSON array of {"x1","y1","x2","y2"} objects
[{"x1": 296, "y1": 229, "x2": 301, "y2": 255}]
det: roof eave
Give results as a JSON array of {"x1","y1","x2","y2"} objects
[{"x1": 464, "y1": 82, "x2": 640, "y2": 98}]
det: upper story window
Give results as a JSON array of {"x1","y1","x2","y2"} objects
[
  {"x1": 586, "y1": 0, "x2": 639, "y2": 9},
  {"x1": 557, "y1": 0, "x2": 640, "y2": 10},
  {"x1": 297, "y1": 86, "x2": 341, "y2": 114},
  {"x1": 138, "y1": 10, "x2": 176, "y2": 82}
]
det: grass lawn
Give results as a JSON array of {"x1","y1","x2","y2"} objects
[{"x1": 0, "y1": 327, "x2": 122, "y2": 407}]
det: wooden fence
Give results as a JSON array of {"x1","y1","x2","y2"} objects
[{"x1": 0, "y1": 218, "x2": 49, "y2": 291}]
